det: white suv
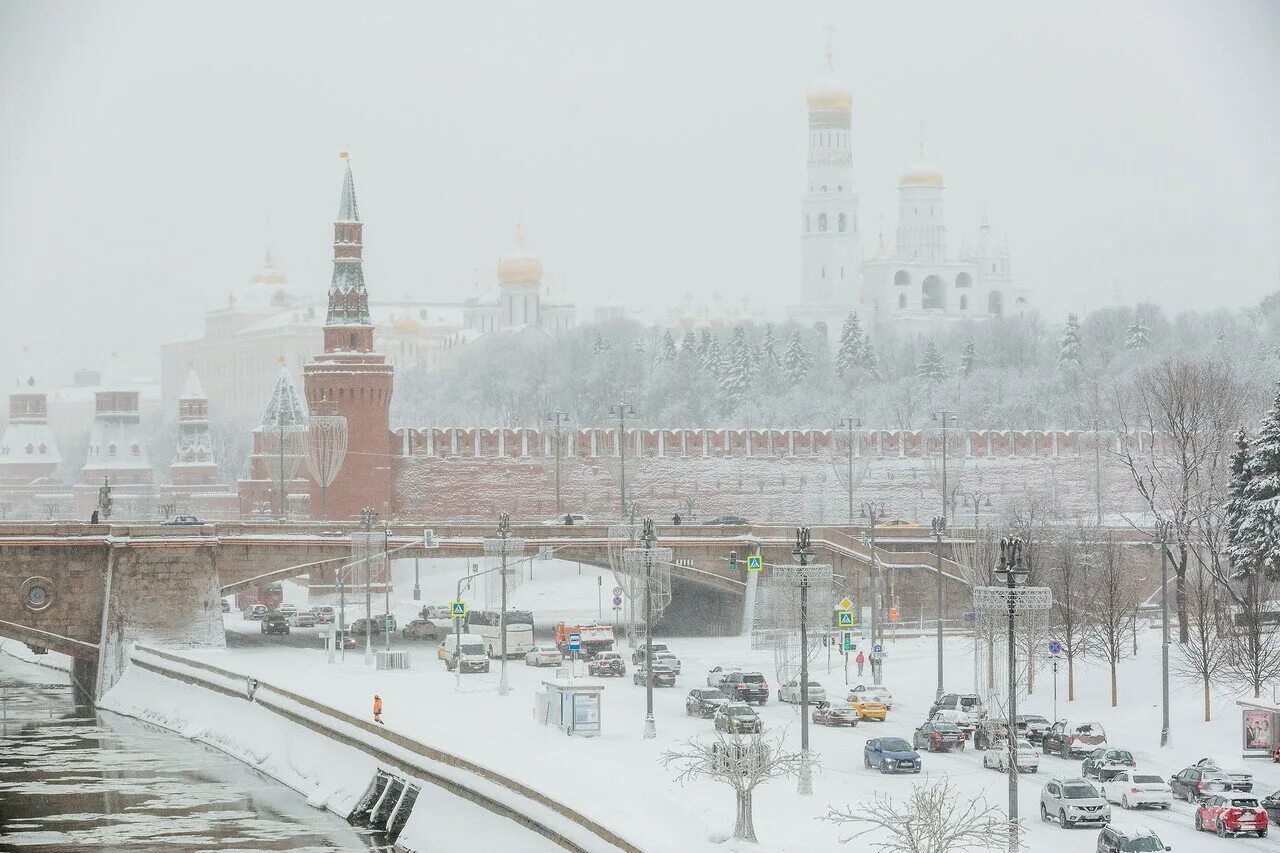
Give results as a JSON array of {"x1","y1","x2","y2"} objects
[{"x1": 1040, "y1": 777, "x2": 1111, "y2": 829}]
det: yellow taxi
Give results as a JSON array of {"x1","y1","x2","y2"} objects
[{"x1": 847, "y1": 690, "x2": 888, "y2": 721}]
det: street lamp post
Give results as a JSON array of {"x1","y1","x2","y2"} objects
[
  {"x1": 545, "y1": 411, "x2": 569, "y2": 517},
  {"x1": 383, "y1": 523, "x2": 391, "y2": 652},
  {"x1": 931, "y1": 516, "x2": 947, "y2": 700},
  {"x1": 932, "y1": 409, "x2": 958, "y2": 525},
  {"x1": 360, "y1": 507, "x2": 376, "y2": 665},
  {"x1": 837, "y1": 417, "x2": 861, "y2": 525},
  {"x1": 641, "y1": 518, "x2": 657, "y2": 739},
  {"x1": 994, "y1": 537, "x2": 1028, "y2": 852},
  {"x1": 498, "y1": 512, "x2": 512, "y2": 696},
  {"x1": 1157, "y1": 519, "x2": 1172, "y2": 747},
  {"x1": 609, "y1": 402, "x2": 635, "y2": 519},
  {"x1": 963, "y1": 489, "x2": 994, "y2": 532},
  {"x1": 794, "y1": 527, "x2": 816, "y2": 796}
]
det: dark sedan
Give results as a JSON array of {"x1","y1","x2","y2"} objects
[
  {"x1": 686, "y1": 688, "x2": 730, "y2": 718},
  {"x1": 913, "y1": 721, "x2": 966, "y2": 752},
  {"x1": 706, "y1": 515, "x2": 749, "y2": 526},
  {"x1": 634, "y1": 665, "x2": 676, "y2": 687},
  {"x1": 714, "y1": 702, "x2": 763, "y2": 734},
  {"x1": 588, "y1": 652, "x2": 627, "y2": 677},
  {"x1": 400, "y1": 619, "x2": 442, "y2": 642},
  {"x1": 1170, "y1": 766, "x2": 1234, "y2": 803},
  {"x1": 1262, "y1": 790, "x2": 1280, "y2": 824},
  {"x1": 260, "y1": 612, "x2": 290, "y2": 635},
  {"x1": 1082, "y1": 748, "x2": 1136, "y2": 782}
]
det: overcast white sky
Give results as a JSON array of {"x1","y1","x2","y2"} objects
[{"x1": 2, "y1": 1, "x2": 1278, "y2": 383}]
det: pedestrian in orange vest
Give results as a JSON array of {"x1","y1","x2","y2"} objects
[{"x1": 373, "y1": 694, "x2": 384, "y2": 725}]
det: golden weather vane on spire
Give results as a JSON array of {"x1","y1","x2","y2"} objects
[
  {"x1": 822, "y1": 23, "x2": 836, "y2": 72},
  {"x1": 339, "y1": 148, "x2": 349, "y2": 161}
]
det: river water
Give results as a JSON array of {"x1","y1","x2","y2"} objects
[{"x1": 0, "y1": 654, "x2": 387, "y2": 852}]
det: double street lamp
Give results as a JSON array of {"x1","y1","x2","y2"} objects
[{"x1": 793, "y1": 527, "x2": 816, "y2": 796}]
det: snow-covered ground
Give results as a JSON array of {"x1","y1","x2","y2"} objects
[{"x1": 131, "y1": 558, "x2": 1280, "y2": 850}]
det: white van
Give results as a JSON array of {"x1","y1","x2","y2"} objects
[{"x1": 438, "y1": 633, "x2": 490, "y2": 673}]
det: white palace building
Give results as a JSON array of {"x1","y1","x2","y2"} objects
[{"x1": 788, "y1": 38, "x2": 1033, "y2": 331}]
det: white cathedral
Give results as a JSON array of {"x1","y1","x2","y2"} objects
[{"x1": 788, "y1": 41, "x2": 1032, "y2": 331}]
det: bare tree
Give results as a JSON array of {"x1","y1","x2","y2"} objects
[
  {"x1": 1112, "y1": 356, "x2": 1246, "y2": 642},
  {"x1": 1172, "y1": 565, "x2": 1229, "y2": 721},
  {"x1": 1222, "y1": 573, "x2": 1280, "y2": 699},
  {"x1": 661, "y1": 731, "x2": 805, "y2": 843},
  {"x1": 823, "y1": 776, "x2": 1020, "y2": 853},
  {"x1": 1089, "y1": 532, "x2": 1142, "y2": 706},
  {"x1": 1044, "y1": 525, "x2": 1095, "y2": 701}
]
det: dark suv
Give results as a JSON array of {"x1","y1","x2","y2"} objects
[
  {"x1": 1096, "y1": 824, "x2": 1167, "y2": 852},
  {"x1": 686, "y1": 688, "x2": 730, "y2": 718},
  {"x1": 261, "y1": 612, "x2": 290, "y2": 635},
  {"x1": 722, "y1": 671, "x2": 770, "y2": 704}
]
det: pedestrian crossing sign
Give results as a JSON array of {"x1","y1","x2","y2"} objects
[
  {"x1": 747, "y1": 555, "x2": 763, "y2": 572},
  {"x1": 450, "y1": 600, "x2": 467, "y2": 619},
  {"x1": 838, "y1": 611, "x2": 854, "y2": 627}
]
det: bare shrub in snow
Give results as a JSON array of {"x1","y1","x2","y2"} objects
[{"x1": 823, "y1": 776, "x2": 1020, "y2": 852}]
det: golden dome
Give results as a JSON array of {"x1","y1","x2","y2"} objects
[
  {"x1": 898, "y1": 161, "x2": 944, "y2": 187},
  {"x1": 497, "y1": 223, "x2": 543, "y2": 285},
  {"x1": 391, "y1": 313, "x2": 422, "y2": 334},
  {"x1": 807, "y1": 28, "x2": 852, "y2": 111}
]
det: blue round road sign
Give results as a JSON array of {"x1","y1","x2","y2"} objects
[
  {"x1": 873, "y1": 643, "x2": 883, "y2": 654},
  {"x1": 1048, "y1": 640, "x2": 1063, "y2": 655},
  {"x1": 612, "y1": 595, "x2": 623, "y2": 607}
]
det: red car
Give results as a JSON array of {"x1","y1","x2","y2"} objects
[{"x1": 1195, "y1": 793, "x2": 1268, "y2": 838}]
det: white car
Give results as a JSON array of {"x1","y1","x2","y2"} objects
[
  {"x1": 524, "y1": 645, "x2": 564, "y2": 667},
  {"x1": 278, "y1": 603, "x2": 298, "y2": 617},
  {"x1": 287, "y1": 611, "x2": 317, "y2": 627},
  {"x1": 848, "y1": 684, "x2": 894, "y2": 709},
  {"x1": 983, "y1": 739, "x2": 1040, "y2": 774},
  {"x1": 706, "y1": 665, "x2": 747, "y2": 688},
  {"x1": 779, "y1": 679, "x2": 828, "y2": 705},
  {"x1": 655, "y1": 651, "x2": 682, "y2": 674},
  {"x1": 544, "y1": 513, "x2": 589, "y2": 525},
  {"x1": 1101, "y1": 771, "x2": 1173, "y2": 810},
  {"x1": 932, "y1": 708, "x2": 978, "y2": 736}
]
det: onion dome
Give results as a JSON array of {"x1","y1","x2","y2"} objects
[
  {"x1": 899, "y1": 137, "x2": 943, "y2": 187},
  {"x1": 806, "y1": 36, "x2": 852, "y2": 111},
  {"x1": 497, "y1": 223, "x2": 543, "y2": 285}
]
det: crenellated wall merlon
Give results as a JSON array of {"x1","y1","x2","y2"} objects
[{"x1": 394, "y1": 427, "x2": 1153, "y2": 461}]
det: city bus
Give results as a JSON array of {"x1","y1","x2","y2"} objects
[{"x1": 464, "y1": 609, "x2": 534, "y2": 658}]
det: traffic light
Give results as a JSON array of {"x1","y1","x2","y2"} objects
[
  {"x1": 728, "y1": 550, "x2": 738, "y2": 571},
  {"x1": 889, "y1": 607, "x2": 899, "y2": 622}
]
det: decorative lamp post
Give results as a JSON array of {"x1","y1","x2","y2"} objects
[
  {"x1": 609, "y1": 402, "x2": 635, "y2": 519},
  {"x1": 545, "y1": 411, "x2": 569, "y2": 517},
  {"x1": 1156, "y1": 519, "x2": 1172, "y2": 747},
  {"x1": 793, "y1": 526, "x2": 816, "y2": 796},
  {"x1": 931, "y1": 515, "x2": 947, "y2": 700}
]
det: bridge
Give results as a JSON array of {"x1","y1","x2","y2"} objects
[{"x1": 0, "y1": 520, "x2": 1160, "y2": 698}]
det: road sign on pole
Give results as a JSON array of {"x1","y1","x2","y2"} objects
[
  {"x1": 568, "y1": 632, "x2": 582, "y2": 652},
  {"x1": 838, "y1": 596, "x2": 854, "y2": 612},
  {"x1": 612, "y1": 595, "x2": 623, "y2": 607},
  {"x1": 613, "y1": 586, "x2": 623, "y2": 597},
  {"x1": 450, "y1": 600, "x2": 467, "y2": 619},
  {"x1": 837, "y1": 611, "x2": 854, "y2": 627},
  {"x1": 1048, "y1": 639, "x2": 1063, "y2": 656},
  {"x1": 746, "y1": 554, "x2": 763, "y2": 573}
]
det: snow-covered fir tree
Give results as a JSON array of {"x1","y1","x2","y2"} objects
[
  {"x1": 1059, "y1": 313, "x2": 1083, "y2": 370},
  {"x1": 782, "y1": 329, "x2": 811, "y2": 385},
  {"x1": 1226, "y1": 427, "x2": 1253, "y2": 575},
  {"x1": 917, "y1": 337, "x2": 947, "y2": 383},
  {"x1": 679, "y1": 331, "x2": 697, "y2": 359},
  {"x1": 835, "y1": 312, "x2": 865, "y2": 377},
  {"x1": 959, "y1": 339, "x2": 977, "y2": 377},
  {"x1": 1239, "y1": 388, "x2": 1280, "y2": 578},
  {"x1": 702, "y1": 335, "x2": 723, "y2": 376},
  {"x1": 592, "y1": 330, "x2": 612, "y2": 356},
  {"x1": 718, "y1": 326, "x2": 754, "y2": 411},
  {"x1": 861, "y1": 341, "x2": 879, "y2": 377},
  {"x1": 658, "y1": 329, "x2": 678, "y2": 365},
  {"x1": 698, "y1": 328, "x2": 713, "y2": 362},
  {"x1": 758, "y1": 324, "x2": 779, "y2": 367},
  {"x1": 1125, "y1": 317, "x2": 1151, "y2": 351}
]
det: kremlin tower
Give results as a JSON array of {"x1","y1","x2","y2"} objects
[{"x1": 302, "y1": 155, "x2": 395, "y2": 521}]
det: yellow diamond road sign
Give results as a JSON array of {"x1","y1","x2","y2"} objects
[
  {"x1": 838, "y1": 611, "x2": 854, "y2": 627},
  {"x1": 838, "y1": 597, "x2": 854, "y2": 611}
]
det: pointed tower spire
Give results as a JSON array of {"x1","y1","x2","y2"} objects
[{"x1": 325, "y1": 152, "x2": 371, "y2": 335}]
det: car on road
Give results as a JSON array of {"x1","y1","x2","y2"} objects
[
  {"x1": 973, "y1": 719, "x2": 1013, "y2": 751},
  {"x1": 321, "y1": 628, "x2": 358, "y2": 650},
  {"x1": 930, "y1": 708, "x2": 979, "y2": 739},
  {"x1": 1193, "y1": 757, "x2": 1254, "y2": 792},
  {"x1": 631, "y1": 643, "x2": 670, "y2": 665},
  {"x1": 524, "y1": 645, "x2": 564, "y2": 667},
  {"x1": 1170, "y1": 765, "x2": 1237, "y2": 803},
  {"x1": 812, "y1": 701, "x2": 859, "y2": 727},
  {"x1": 1042, "y1": 720, "x2": 1108, "y2": 759},
  {"x1": 288, "y1": 611, "x2": 317, "y2": 628},
  {"x1": 350, "y1": 615, "x2": 397, "y2": 637},
  {"x1": 685, "y1": 688, "x2": 730, "y2": 718},
  {"x1": 1016, "y1": 713, "x2": 1052, "y2": 744},
  {"x1": 1095, "y1": 825, "x2": 1170, "y2": 852},
  {"x1": 714, "y1": 702, "x2": 763, "y2": 734},
  {"x1": 1100, "y1": 771, "x2": 1173, "y2": 811},
  {"x1": 311, "y1": 605, "x2": 336, "y2": 624},
  {"x1": 779, "y1": 679, "x2": 827, "y2": 705},
  {"x1": 849, "y1": 684, "x2": 894, "y2": 709},
  {"x1": 587, "y1": 652, "x2": 626, "y2": 677},
  {"x1": 633, "y1": 664, "x2": 677, "y2": 688},
  {"x1": 846, "y1": 689, "x2": 888, "y2": 721},
  {"x1": 1040, "y1": 778, "x2": 1111, "y2": 829},
  {"x1": 929, "y1": 692, "x2": 985, "y2": 719},
  {"x1": 164, "y1": 515, "x2": 202, "y2": 525},
  {"x1": 913, "y1": 721, "x2": 966, "y2": 752},
  {"x1": 245, "y1": 604, "x2": 268, "y2": 620},
  {"x1": 438, "y1": 633, "x2": 490, "y2": 673},
  {"x1": 260, "y1": 612, "x2": 290, "y2": 635},
  {"x1": 1083, "y1": 748, "x2": 1137, "y2": 782},
  {"x1": 864, "y1": 737, "x2": 921, "y2": 774},
  {"x1": 722, "y1": 672, "x2": 770, "y2": 705},
  {"x1": 1195, "y1": 792, "x2": 1268, "y2": 837},
  {"x1": 420, "y1": 604, "x2": 451, "y2": 620},
  {"x1": 545, "y1": 513, "x2": 589, "y2": 525},
  {"x1": 983, "y1": 739, "x2": 1040, "y2": 774},
  {"x1": 1264, "y1": 790, "x2": 1280, "y2": 824},
  {"x1": 705, "y1": 515, "x2": 749, "y2": 526},
  {"x1": 400, "y1": 619, "x2": 442, "y2": 642},
  {"x1": 705, "y1": 664, "x2": 747, "y2": 689},
  {"x1": 653, "y1": 651, "x2": 682, "y2": 674}
]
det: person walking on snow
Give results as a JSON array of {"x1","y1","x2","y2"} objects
[
  {"x1": 855, "y1": 650, "x2": 865, "y2": 676},
  {"x1": 373, "y1": 694, "x2": 384, "y2": 725}
]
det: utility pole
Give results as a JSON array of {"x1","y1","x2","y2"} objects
[
  {"x1": 360, "y1": 506, "x2": 376, "y2": 665},
  {"x1": 609, "y1": 402, "x2": 635, "y2": 519},
  {"x1": 1093, "y1": 381, "x2": 1104, "y2": 526},
  {"x1": 498, "y1": 513, "x2": 512, "y2": 696},
  {"x1": 794, "y1": 527, "x2": 815, "y2": 795},
  {"x1": 277, "y1": 416, "x2": 286, "y2": 518},
  {"x1": 413, "y1": 557, "x2": 420, "y2": 601},
  {"x1": 932, "y1": 516, "x2": 946, "y2": 700},
  {"x1": 383, "y1": 523, "x2": 391, "y2": 652},
  {"x1": 932, "y1": 409, "x2": 958, "y2": 528},
  {"x1": 545, "y1": 411, "x2": 569, "y2": 516},
  {"x1": 641, "y1": 518, "x2": 657, "y2": 739},
  {"x1": 859, "y1": 500, "x2": 886, "y2": 685},
  {"x1": 1157, "y1": 519, "x2": 1172, "y2": 747},
  {"x1": 837, "y1": 417, "x2": 861, "y2": 525}
]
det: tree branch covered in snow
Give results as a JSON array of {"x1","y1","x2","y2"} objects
[{"x1": 822, "y1": 777, "x2": 1021, "y2": 853}]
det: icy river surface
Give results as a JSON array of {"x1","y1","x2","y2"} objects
[{"x1": 0, "y1": 654, "x2": 386, "y2": 852}]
